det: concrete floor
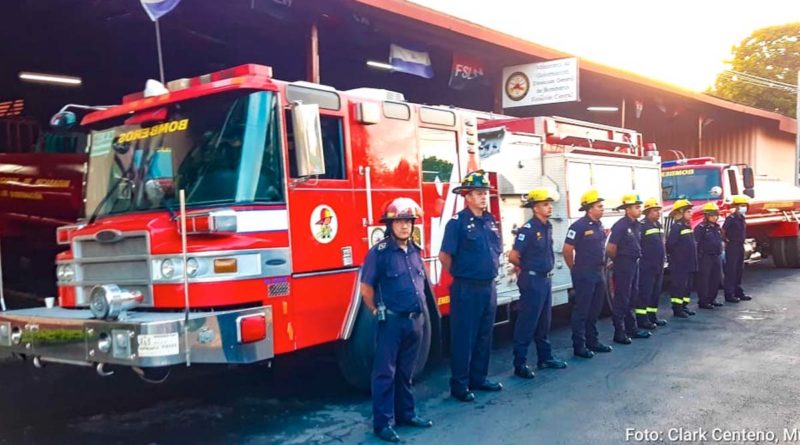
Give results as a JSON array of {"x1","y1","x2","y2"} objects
[{"x1": 2, "y1": 259, "x2": 800, "y2": 444}]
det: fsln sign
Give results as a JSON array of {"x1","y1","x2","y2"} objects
[{"x1": 502, "y1": 58, "x2": 580, "y2": 108}]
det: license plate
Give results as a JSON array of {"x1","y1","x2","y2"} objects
[{"x1": 137, "y1": 333, "x2": 180, "y2": 357}]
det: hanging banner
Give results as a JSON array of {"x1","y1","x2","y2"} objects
[
  {"x1": 502, "y1": 57, "x2": 580, "y2": 108},
  {"x1": 448, "y1": 54, "x2": 487, "y2": 90}
]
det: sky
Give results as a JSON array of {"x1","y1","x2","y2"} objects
[{"x1": 412, "y1": 0, "x2": 800, "y2": 91}]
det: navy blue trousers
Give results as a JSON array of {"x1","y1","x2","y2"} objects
[
  {"x1": 570, "y1": 267, "x2": 606, "y2": 350},
  {"x1": 697, "y1": 254, "x2": 722, "y2": 305},
  {"x1": 512, "y1": 275, "x2": 553, "y2": 366},
  {"x1": 449, "y1": 278, "x2": 496, "y2": 392},
  {"x1": 637, "y1": 265, "x2": 664, "y2": 320},
  {"x1": 372, "y1": 315, "x2": 423, "y2": 430},
  {"x1": 724, "y1": 243, "x2": 745, "y2": 299},
  {"x1": 612, "y1": 257, "x2": 639, "y2": 334},
  {"x1": 669, "y1": 267, "x2": 694, "y2": 306}
]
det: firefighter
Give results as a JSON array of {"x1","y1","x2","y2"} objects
[
  {"x1": 636, "y1": 197, "x2": 667, "y2": 330},
  {"x1": 360, "y1": 198, "x2": 433, "y2": 442},
  {"x1": 666, "y1": 199, "x2": 698, "y2": 318},
  {"x1": 439, "y1": 170, "x2": 504, "y2": 402},
  {"x1": 563, "y1": 189, "x2": 614, "y2": 358},
  {"x1": 508, "y1": 188, "x2": 568, "y2": 379},
  {"x1": 723, "y1": 195, "x2": 752, "y2": 303},
  {"x1": 695, "y1": 202, "x2": 724, "y2": 309},
  {"x1": 607, "y1": 193, "x2": 651, "y2": 344}
]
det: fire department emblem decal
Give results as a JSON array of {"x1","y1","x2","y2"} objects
[{"x1": 311, "y1": 205, "x2": 338, "y2": 244}]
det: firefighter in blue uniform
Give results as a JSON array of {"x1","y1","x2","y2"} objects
[
  {"x1": 361, "y1": 198, "x2": 433, "y2": 442},
  {"x1": 508, "y1": 188, "x2": 568, "y2": 379},
  {"x1": 607, "y1": 193, "x2": 651, "y2": 344},
  {"x1": 439, "y1": 170, "x2": 504, "y2": 402},
  {"x1": 723, "y1": 195, "x2": 752, "y2": 303},
  {"x1": 563, "y1": 189, "x2": 614, "y2": 358},
  {"x1": 636, "y1": 198, "x2": 667, "y2": 329},
  {"x1": 666, "y1": 199, "x2": 698, "y2": 318},
  {"x1": 695, "y1": 202, "x2": 724, "y2": 309}
]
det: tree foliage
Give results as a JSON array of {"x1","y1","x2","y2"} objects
[{"x1": 710, "y1": 22, "x2": 799, "y2": 118}]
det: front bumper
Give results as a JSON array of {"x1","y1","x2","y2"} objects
[{"x1": 0, "y1": 306, "x2": 273, "y2": 368}]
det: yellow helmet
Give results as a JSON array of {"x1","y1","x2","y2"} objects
[
  {"x1": 643, "y1": 197, "x2": 662, "y2": 212},
  {"x1": 702, "y1": 202, "x2": 720, "y2": 214},
  {"x1": 732, "y1": 195, "x2": 750, "y2": 206},
  {"x1": 672, "y1": 199, "x2": 693, "y2": 214},
  {"x1": 522, "y1": 187, "x2": 559, "y2": 208},
  {"x1": 615, "y1": 193, "x2": 643, "y2": 210},
  {"x1": 579, "y1": 188, "x2": 604, "y2": 211}
]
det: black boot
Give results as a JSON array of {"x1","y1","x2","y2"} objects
[
  {"x1": 672, "y1": 303, "x2": 689, "y2": 318},
  {"x1": 636, "y1": 314, "x2": 657, "y2": 330},
  {"x1": 613, "y1": 332, "x2": 632, "y2": 344},
  {"x1": 683, "y1": 303, "x2": 696, "y2": 316},
  {"x1": 649, "y1": 314, "x2": 668, "y2": 327}
]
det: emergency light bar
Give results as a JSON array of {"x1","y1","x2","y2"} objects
[
  {"x1": 661, "y1": 157, "x2": 715, "y2": 168},
  {"x1": 122, "y1": 64, "x2": 274, "y2": 104}
]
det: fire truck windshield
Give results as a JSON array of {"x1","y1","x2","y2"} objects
[
  {"x1": 84, "y1": 90, "x2": 283, "y2": 219},
  {"x1": 661, "y1": 167, "x2": 722, "y2": 201}
]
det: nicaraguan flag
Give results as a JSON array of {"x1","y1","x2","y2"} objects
[
  {"x1": 390, "y1": 44, "x2": 434, "y2": 79},
  {"x1": 140, "y1": 0, "x2": 182, "y2": 21}
]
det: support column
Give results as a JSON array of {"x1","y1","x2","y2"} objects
[{"x1": 620, "y1": 97, "x2": 626, "y2": 128}]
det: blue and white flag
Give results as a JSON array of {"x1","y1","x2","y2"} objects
[
  {"x1": 390, "y1": 44, "x2": 434, "y2": 79},
  {"x1": 140, "y1": 0, "x2": 182, "y2": 21}
]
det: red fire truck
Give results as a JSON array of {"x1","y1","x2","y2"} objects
[
  {"x1": 0, "y1": 117, "x2": 87, "y2": 302},
  {"x1": 661, "y1": 157, "x2": 800, "y2": 268},
  {"x1": 0, "y1": 64, "x2": 661, "y2": 387}
]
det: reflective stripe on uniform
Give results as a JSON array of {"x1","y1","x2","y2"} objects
[
  {"x1": 645, "y1": 228, "x2": 663, "y2": 236},
  {"x1": 680, "y1": 229, "x2": 693, "y2": 235},
  {"x1": 635, "y1": 308, "x2": 648, "y2": 315},
  {"x1": 683, "y1": 297, "x2": 691, "y2": 303},
  {"x1": 671, "y1": 297, "x2": 684, "y2": 304},
  {"x1": 646, "y1": 307, "x2": 658, "y2": 313}
]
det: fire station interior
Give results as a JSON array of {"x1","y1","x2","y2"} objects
[{"x1": 0, "y1": 0, "x2": 753, "y2": 159}]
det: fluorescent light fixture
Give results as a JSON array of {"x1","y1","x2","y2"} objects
[
  {"x1": 19, "y1": 72, "x2": 82, "y2": 86},
  {"x1": 586, "y1": 106, "x2": 619, "y2": 112},
  {"x1": 366, "y1": 60, "x2": 394, "y2": 71}
]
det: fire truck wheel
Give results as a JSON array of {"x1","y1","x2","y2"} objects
[
  {"x1": 771, "y1": 236, "x2": 800, "y2": 268},
  {"x1": 336, "y1": 303, "x2": 432, "y2": 392},
  {"x1": 132, "y1": 366, "x2": 171, "y2": 384}
]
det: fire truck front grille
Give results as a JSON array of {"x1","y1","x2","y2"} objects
[{"x1": 72, "y1": 233, "x2": 152, "y2": 306}]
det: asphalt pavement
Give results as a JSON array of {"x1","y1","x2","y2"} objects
[{"x1": 2, "y1": 259, "x2": 800, "y2": 445}]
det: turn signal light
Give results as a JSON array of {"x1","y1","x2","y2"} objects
[{"x1": 213, "y1": 258, "x2": 237, "y2": 274}]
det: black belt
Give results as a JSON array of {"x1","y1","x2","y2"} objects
[
  {"x1": 527, "y1": 270, "x2": 554, "y2": 278},
  {"x1": 386, "y1": 309, "x2": 423, "y2": 319}
]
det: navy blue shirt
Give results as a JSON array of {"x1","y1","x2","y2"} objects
[
  {"x1": 666, "y1": 220, "x2": 698, "y2": 272},
  {"x1": 640, "y1": 219, "x2": 665, "y2": 270},
  {"x1": 609, "y1": 216, "x2": 642, "y2": 259},
  {"x1": 361, "y1": 237, "x2": 426, "y2": 313},
  {"x1": 695, "y1": 222, "x2": 723, "y2": 256},
  {"x1": 565, "y1": 216, "x2": 606, "y2": 269},
  {"x1": 513, "y1": 217, "x2": 554, "y2": 273},
  {"x1": 441, "y1": 208, "x2": 501, "y2": 281},
  {"x1": 723, "y1": 213, "x2": 746, "y2": 243}
]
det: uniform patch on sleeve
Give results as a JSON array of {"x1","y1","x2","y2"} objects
[
  {"x1": 377, "y1": 242, "x2": 387, "y2": 251},
  {"x1": 566, "y1": 229, "x2": 576, "y2": 240},
  {"x1": 517, "y1": 234, "x2": 526, "y2": 241}
]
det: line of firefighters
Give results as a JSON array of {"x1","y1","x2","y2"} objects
[{"x1": 359, "y1": 170, "x2": 752, "y2": 442}]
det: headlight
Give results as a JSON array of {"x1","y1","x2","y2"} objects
[
  {"x1": 186, "y1": 258, "x2": 199, "y2": 277},
  {"x1": 160, "y1": 259, "x2": 176, "y2": 279}
]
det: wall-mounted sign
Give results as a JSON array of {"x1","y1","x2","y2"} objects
[{"x1": 502, "y1": 57, "x2": 580, "y2": 108}]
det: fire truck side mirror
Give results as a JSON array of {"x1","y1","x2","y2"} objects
[
  {"x1": 50, "y1": 111, "x2": 77, "y2": 130},
  {"x1": 742, "y1": 166, "x2": 755, "y2": 190},
  {"x1": 290, "y1": 102, "x2": 326, "y2": 177}
]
